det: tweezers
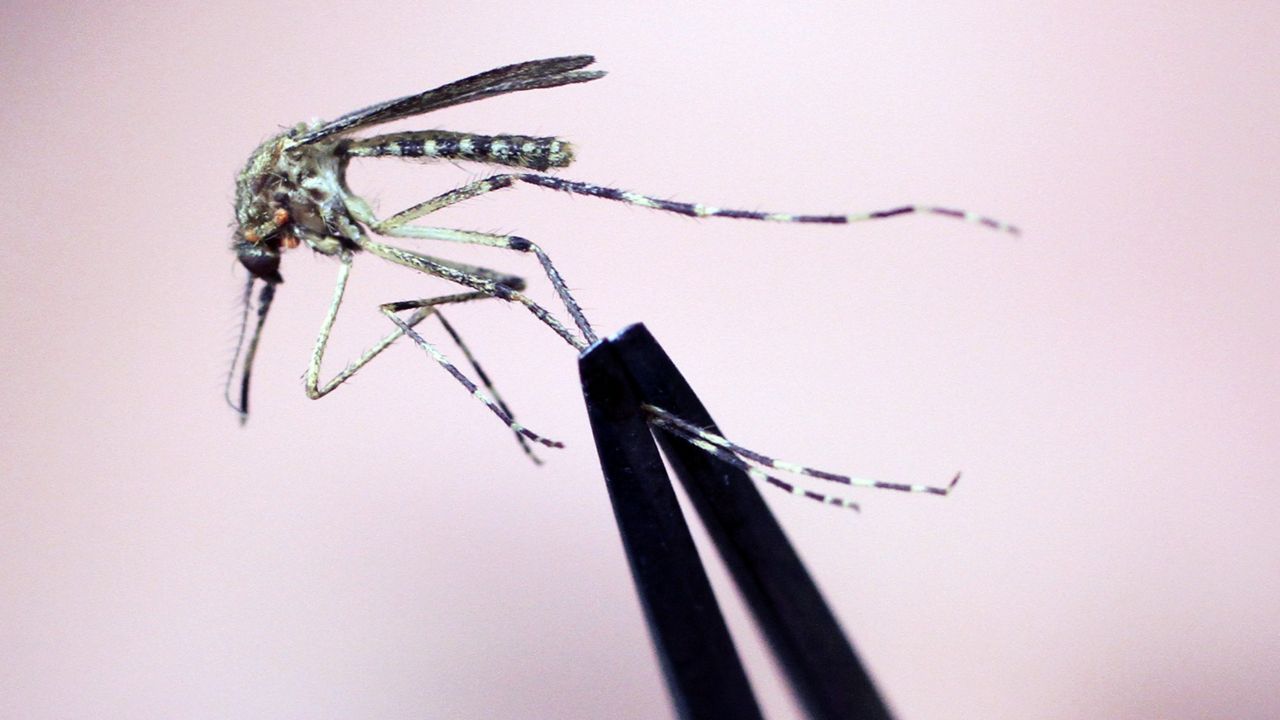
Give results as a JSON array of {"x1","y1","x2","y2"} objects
[{"x1": 579, "y1": 323, "x2": 895, "y2": 720}]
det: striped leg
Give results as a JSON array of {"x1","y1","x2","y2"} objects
[
  {"x1": 381, "y1": 299, "x2": 564, "y2": 450},
  {"x1": 358, "y1": 237, "x2": 588, "y2": 350},
  {"x1": 518, "y1": 175, "x2": 1020, "y2": 234},
  {"x1": 372, "y1": 223, "x2": 596, "y2": 345},
  {"x1": 362, "y1": 170, "x2": 1014, "y2": 348},
  {"x1": 645, "y1": 404, "x2": 960, "y2": 506},
  {"x1": 374, "y1": 173, "x2": 1020, "y2": 236},
  {"x1": 433, "y1": 310, "x2": 545, "y2": 462},
  {"x1": 305, "y1": 254, "x2": 555, "y2": 458},
  {"x1": 359, "y1": 179, "x2": 595, "y2": 344},
  {"x1": 353, "y1": 170, "x2": 1015, "y2": 355},
  {"x1": 654, "y1": 415, "x2": 863, "y2": 512}
]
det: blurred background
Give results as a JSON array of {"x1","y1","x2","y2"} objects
[{"x1": 2, "y1": 2, "x2": 1276, "y2": 718}]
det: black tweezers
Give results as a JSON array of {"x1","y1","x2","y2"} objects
[{"x1": 579, "y1": 323, "x2": 895, "y2": 720}]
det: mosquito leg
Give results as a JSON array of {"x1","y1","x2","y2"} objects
[
  {"x1": 342, "y1": 185, "x2": 595, "y2": 344},
  {"x1": 381, "y1": 299, "x2": 564, "y2": 450},
  {"x1": 304, "y1": 253, "x2": 485, "y2": 399},
  {"x1": 304, "y1": 254, "x2": 550, "y2": 458},
  {"x1": 348, "y1": 169, "x2": 1011, "y2": 349},
  {"x1": 358, "y1": 237, "x2": 588, "y2": 350},
  {"x1": 645, "y1": 410, "x2": 862, "y2": 512},
  {"x1": 369, "y1": 175, "x2": 525, "y2": 229},
  {"x1": 644, "y1": 404, "x2": 961, "y2": 498},
  {"x1": 365, "y1": 173, "x2": 1019, "y2": 237},
  {"x1": 372, "y1": 223, "x2": 596, "y2": 345},
  {"x1": 514, "y1": 175, "x2": 1021, "y2": 235},
  {"x1": 433, "y1": 309, "x2": 543, "y2": 463},
  {"x1": 355, "y1": 167, "x2": 1013, "y2": 349},
  {"x1": 306, "y1": 254, "x2": 381, "y2": 399}
]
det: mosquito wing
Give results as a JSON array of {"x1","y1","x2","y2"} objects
[{"x1": 292, "y1": 55, "x2": 604, "y2": 146}]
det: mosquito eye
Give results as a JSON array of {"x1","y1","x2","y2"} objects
[{"x1": 236, "y1": 240, "x2": 283, "y2": 284}]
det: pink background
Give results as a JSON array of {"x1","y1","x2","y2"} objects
[{"x1": 2, "y1": 3, "x2": 1277, "y2": 718}]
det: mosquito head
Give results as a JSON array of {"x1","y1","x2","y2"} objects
[
  {"x1": 234, "y1": 236, "x2": 284, "y2": 284},
  {"x1": 233, "y1": 124, "x2": 319, "y2": 280}
]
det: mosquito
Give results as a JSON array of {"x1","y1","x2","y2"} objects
[{"x1": 225, "y1": 55, "x2": 1016, "y2": 511}]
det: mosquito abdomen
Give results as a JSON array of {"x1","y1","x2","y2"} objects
[{"x1": 342, "y1": 131, "x2": 574, "y2": 171}]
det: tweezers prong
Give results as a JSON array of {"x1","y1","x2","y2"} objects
[{"x1": 580, "y1": 323, "x2": 893, "y2": 720}]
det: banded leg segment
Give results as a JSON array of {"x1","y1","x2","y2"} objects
[
  {"x1": 645, "y1": 404, "x2": 961, "y2": 498},
  {"x1": 372, "y1": 222, "x2": 596, "y2": 345},
  {"x1": 381, "y1": 300, "x2": 564, "y2": 450},
  {"x1": 524, "y1": 175, "x2": 1020, "y2": 234},
  {"x1": 359, "y1": 237, "x2": 591, "y2": 350},
  {"x1": 304, "y1": 255, "x2": 551, "y2": 458},
  {"x1": 363, "y1": 168, "x2": 1017, "y2": 356},
  {"x1": 366, "y1": 176, "x2": 595, "y2": 344},
  {"x1": 374, "y1": 172, "x2": 1020, "y2": 236},
  {"x1": 646, "y1": 410, "x2": 861, "y2": 511},
  {"x1": 433, "y1": 310, "x2": 544, "y2": 462}
]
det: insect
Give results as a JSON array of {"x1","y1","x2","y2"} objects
[{"x1": 225, "y1": 55, "x2": 1016, "y2": 511}]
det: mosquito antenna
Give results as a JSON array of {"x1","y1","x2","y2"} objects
[
  {"x1": 224, "y1": 273, "x2": 256, "y2": 416},
  {"x1": 232, "y1": 280, "x2": 277, "y2": 424}
]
